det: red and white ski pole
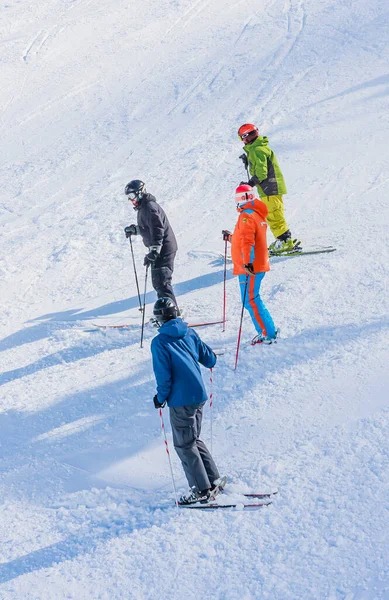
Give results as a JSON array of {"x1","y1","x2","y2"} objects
[
  {"x1": 234, "y1": 275, "x2": 248, "y2": 370},
  {"x1": 159, "y1": 407, "x2": 179, "y2": 508}
]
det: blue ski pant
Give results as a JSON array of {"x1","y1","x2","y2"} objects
[{"x1": 238, "y1": 273, "x2": 276, "y2": 338}]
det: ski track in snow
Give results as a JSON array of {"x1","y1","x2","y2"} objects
[{"x1": 0, "y1": 0, "x2": 389, "y2": 598}]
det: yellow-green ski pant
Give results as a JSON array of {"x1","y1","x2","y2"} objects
[{"x1": 260, "y1": 194, "x2": 289, "y2": 239}]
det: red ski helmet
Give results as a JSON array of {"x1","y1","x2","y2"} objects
[
  {"x1": 235, "y1": 184, "x2": 256, "y2": 207},
  {"x1": 238, "y1": 123, "x2": 259, "y2": 145}
]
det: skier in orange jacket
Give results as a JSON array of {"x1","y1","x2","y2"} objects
[{"x1": 223, "y1": 184, "x2": 277, "y2": 344}]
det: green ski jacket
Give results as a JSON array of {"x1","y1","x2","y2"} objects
[{"x1": 243, "y1": 136, "x2": 287, "y2": 197}]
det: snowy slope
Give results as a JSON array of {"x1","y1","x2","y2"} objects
[{"x1": 1, "y1": 0, "x2": 389, "y2": 597}]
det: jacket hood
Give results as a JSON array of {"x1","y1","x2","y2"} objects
[
  {"x1": 158, "y1": 318, "x2": 188, "y2": 339},
  {"x1": 237, "y1": 198, "x2": 268, "y2": 219},
  {"x1": 245, "y1": 135, "x2": 269, "y2": 149},
  {"x1": 140, "y1": 193, "x2": 157, "y2": 204}
]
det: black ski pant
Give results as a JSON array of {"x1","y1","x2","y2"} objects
[
  {"x1": 169, "y1": 403, "x2": 220, "y2": 492},
  {"x1": 151, "y1": 251, "x2": 178, "y2": 307}
]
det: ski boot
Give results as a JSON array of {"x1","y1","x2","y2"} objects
[
  {"x1": 178, "y1": 476, "x2": 227, "y2": 505},
  {"x1": 210, "y1": 476, "x2": 227, "y2": 496},
  {"x1": 269, "y1": 230, "x2": 302, "y2": 255},
  {"x1": 268, "y1": 238, "x2": 295, "y2": 255},
  {"x1": 178, "y1": 487, "x2": 212, "y2": 505},
  {"x1": 251, "y1": 328, "x2": 280, "y2": 346}
]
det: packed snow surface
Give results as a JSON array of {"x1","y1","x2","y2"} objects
[{"x1": 1, "y1": 0, "x2": 388, "y2": 598}]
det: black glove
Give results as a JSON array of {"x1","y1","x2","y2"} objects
[
  {"x1": 239, "y1": 153, "x2": 248, "y2": 168},
  {"x1": 247, "y1": 175, "x2": 260, "y2": 187},
  {"x1": 124, "y1": 224, "x2": 138, "y2": 238},
  {"x1": 153, "y1": 394, "x2": 166, "y2": 409},
  {"x1": 144, "y1": 249, "x2": 159, "y2": 267},
  {"x1": 243, "y1": 263, "x2": 255, "y2": 275},
  {"x1": 222, "y1": 229, "x2": 232, "y2": 242}
]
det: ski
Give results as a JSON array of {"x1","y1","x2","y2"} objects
[
  {"x1": 243, "y1": 491, "x2": 278, "y2": 498},
  {"x1": 212, "y1": 347, "x2": 225, "y2": 356},
  {"x1": 90, "y1": 323, "x2": 133, "y2": 329},
  {"x1": 178, "y1": 501, "x2": 272, "y2": 510},
  {"x1": 269, "y1": 246, "x2": 336, "y2": 258},
  {"x1": 88, "y1": 320, "x2": 225, "y2": 330},
  {"x1": 219, "y1": 246, "x2": 336, "y2": 263},
  {"x1": 188, "y1": 320, "x2": 224, "y2": 328}
]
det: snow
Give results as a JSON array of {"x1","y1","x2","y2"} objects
[{"x1": 1, "y1": 0, "x2": 389, "y2": 597}]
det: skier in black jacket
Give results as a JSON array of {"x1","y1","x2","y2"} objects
[{"x1": 124, "y1": 180, "x2": 178, "y2": 306}]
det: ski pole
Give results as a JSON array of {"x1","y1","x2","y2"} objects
[
  {"x1": 159, "y1": 407, "x2": 179, "y2": 508},
  {"x1": 140, "y1": 265, "x2": 149, "y2": 348},
  {"x1": 222, "y1": 239, "x2": 228, "y2": 332},
  {"x1": 209, "y1": 368, "x2": 214, "y2": 454},
  {"x1": 239, "y1": 153, "x2": 250, "y2": 181},
  {"x1": 234, "y1": 275, "x2": 248, "y2": 370},
  {"x1": 128, "y1": 235, "x2": 143, "y2": 312}
]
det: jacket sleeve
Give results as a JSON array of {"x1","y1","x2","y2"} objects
[
  {"x1": 191, "y1": 330, "x2": 217, "y2": 369},
  {"x1": 251, "y1": 147, "x2": 268, "y2": 182},
  {"x1": 239, "y1": 214, "x2": 256, "y2": 265},
  {"x1": 151, "y1": 338, "x2": 172, "y2": 402},
  {"x1": 148, "y1": 203, "x2": 165, "y2": 250}
]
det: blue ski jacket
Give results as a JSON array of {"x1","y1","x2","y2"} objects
[{"x1": 151, "y1": 319, "x2": 216, "y2": 407}]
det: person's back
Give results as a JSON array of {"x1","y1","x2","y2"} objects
[
  {"x1": 244, "y1": 136, "x2": 287, "y2": 198},
  {"x1": 137, "y1": 192, "x2": 178, "y2": 258},
  {"x1": 124, "y1": 180, "x2": 178, "y2": 306},
  {"x1": 231, "y1": 197, "x2": 270, "y2": 275},
  {"x1": 238, "y1": 123, "x2": 300, "y2": 254},
  {"x1": 151, "y1": 318, "x2": 215, "y2": 407},
  {"x1": 150, "y1": 298, "x2": 221, "y2": 505}
]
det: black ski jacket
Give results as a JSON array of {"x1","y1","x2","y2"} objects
[{"x1": 136, "y1": 193, "x2": 178, "y2": 258}]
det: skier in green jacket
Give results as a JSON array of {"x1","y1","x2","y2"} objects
[{"x1": 238, "y1": 123, "x2": 300, "y2": 254}]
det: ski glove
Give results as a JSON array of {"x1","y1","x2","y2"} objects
[
  {"x1": 239, "y1": 153, "x2": 248, "y2": 168},
  {"x1": 222, "y1": 229, "x2": 232, "y2": 242},
  {"x1": 144, "y1": 249, "x2": 159, "y2": 267},
  {"x1": 240, "y1": 176, "x2": 260, "y2": 187},
  {"x1": 153, "y1": 394, "x2": 166, "y2": 409},
  {"x1": 124, "y1": 224, "x2": 138, "y2": 238},
  {"x1": 248, "y1": 175, "x2": 260, "y2": 187},
  {"x1": 243, "y1": 263, "x2": 255, "y2": 275}
]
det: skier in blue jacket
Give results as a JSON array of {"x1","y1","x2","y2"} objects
[{"x1": 151, "y1": 297, "x2": 223, "y2": 505}]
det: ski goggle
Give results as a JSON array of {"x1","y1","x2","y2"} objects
[
  {"x1": 236, "y1": 190, "x2": 255, "y2": 204},
  {"x1": 126, "y1": 192, "x2": 138, "y2": 200},
  {"x1": 240, "y1": 130, "x2": 256, "y2": 140}
]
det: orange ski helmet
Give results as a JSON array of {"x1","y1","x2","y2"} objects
[
  {"x1": 235, "y1": 184, "x2": 256, "y2": 207},
  {"x1": 238, "y1": 123, "x2": 259, "y2": 145}
]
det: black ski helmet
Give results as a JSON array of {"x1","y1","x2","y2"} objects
[
  {"x1": 124, "y1": 179, "x2": 146, "y2": 198},
  {"x1": 153, "y1": 297, "x2": 178, "y2": 324}
]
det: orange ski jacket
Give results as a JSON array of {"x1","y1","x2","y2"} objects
[{"x1": 231, "y1": 199, "x2": 270, "y2": 275}]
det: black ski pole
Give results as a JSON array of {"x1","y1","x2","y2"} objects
[
  {"x1": 234, "y1": 275, "x2": 248, "y2": 370},
  {"x1": 140, "y1": 265, "x2": 149, "y2": 348},
  {"x1": 128, "y1": 235, "x2": 143, "y2": 312},
  {"x1": 239, "y1": 153, "x2": 250, "y2": 181},
  {"x1": 222, "y1": 238, "x2": 228, "y2": 332}
]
